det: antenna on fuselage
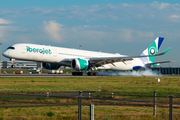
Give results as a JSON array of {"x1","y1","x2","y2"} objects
[{"x1": 79, "y1": 44, "x2": 82, "y2": 49}]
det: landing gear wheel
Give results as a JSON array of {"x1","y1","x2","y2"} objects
[
  {"x1": 87, "y1": 72, "x2": 98, "y2": 76},
  {"x1": 87, "y1": 72, "x2": 91, "y2": 76},
  {"x1": 11, "y1": 65, "x2": 15, "y2": 68},
  {"x1": 72, "y1": 72, "x2": 83, "y2": 76},
  {"x1": 93, "y1": 72, "x2": 98, "y2": 76},
  {"x1": 87, "y1": 72, "x2": 93, "y2": 76}
]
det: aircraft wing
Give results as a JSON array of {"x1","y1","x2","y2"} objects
[
  {"x1": 61, "y1": 48, "x2": 170, "y2": 67},
  {"x1": 90, "y1": 48, "x2": 170, "y2": 67}
]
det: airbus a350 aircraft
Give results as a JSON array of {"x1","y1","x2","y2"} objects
[{"x1": 2, "y1": 37, "x2": 170, "y2": 76}]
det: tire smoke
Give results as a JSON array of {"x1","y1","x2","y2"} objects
[{"x1": 98, "y1": 69, "x2": 161, "y2": 76}]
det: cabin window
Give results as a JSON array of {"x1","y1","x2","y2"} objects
[{"x1": 7, "y1": 47, "x2": 15, "y2": 50}]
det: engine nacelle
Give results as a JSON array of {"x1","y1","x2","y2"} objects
[
  {"x1": 43, "y1": 63, "x2": 61, "y2": 70},
  {"x1": 71, "y1": 59, "x2": 91, "y2": 71}
]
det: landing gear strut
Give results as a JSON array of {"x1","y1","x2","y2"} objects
[
  {"x1": 87, "y1": 72, "x2": 98, "y2": 76},
  {"x1": 10, "y1": 58, "x2": 15, "y2": 68}
]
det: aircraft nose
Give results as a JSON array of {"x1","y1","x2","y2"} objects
[{"x1": 2, "y1": 50, "x2": 9, "y2": 57}]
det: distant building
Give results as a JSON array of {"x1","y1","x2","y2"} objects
[
  {"x1": 151, "y1": 67, "x2": 180, "y2": 75},
  {"x1": 1, "y1": 61, "x2": 41, "y2": 70}
]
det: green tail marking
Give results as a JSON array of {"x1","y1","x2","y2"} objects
[{"x1": 148, "y1": 41, "x2": 158, "y2": 63}]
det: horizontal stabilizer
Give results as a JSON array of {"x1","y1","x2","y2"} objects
[
  {"x1": 145, "y1": 61, "x2": 173, "y2": 66},
  {"x1": 156, "y1": 47, "x2": 171, "y2": 56}
]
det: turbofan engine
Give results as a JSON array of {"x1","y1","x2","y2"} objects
[
  {"x1": 71, "y1": 59, "x2": 91, "y2": 71},
  {"x1": 43, "y1": 63, "x2": 61, "y2": 69}
]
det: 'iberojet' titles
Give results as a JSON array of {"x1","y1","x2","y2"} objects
[{"x1": 26, "y1": 46, "x2": 52, "y2": 54}]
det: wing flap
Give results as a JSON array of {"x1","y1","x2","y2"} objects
[{"x1": 91, "y1": 57, "x2": 133, "y2": 67}]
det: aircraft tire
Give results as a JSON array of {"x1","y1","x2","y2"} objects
[
  {"x1": 11, "y1": 65, "x2": 15, "y2": 68},
  {"x1": 87, "y1": 72, "x2": 98, "y2": 76},
  {"x1": 79, "y1": 72, "x2": 83, "y2": 76},
  {"x1": 93, "y1": 72, "x2": 98, "y2": 76},
  {"x1": 87, "y1": 72, "x2": 90, "y2": 76},
  {"x1": 72, "y1": 72, "x2": 83, "y2": 76}
]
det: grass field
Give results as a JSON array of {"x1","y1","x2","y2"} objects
[
  {"x1": 0, "y1": 76, "x2": 179, "y2": 119},
  {"x1": 0, "y1": 105, "x2": 180, "y2": 120},
  {"x1": 0, "y1": 76, "x2": 179, "y2": 94}
]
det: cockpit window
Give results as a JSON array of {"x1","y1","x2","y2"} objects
[{"x1": 7, "y1": 47, "x2": 15, "y2": 50}]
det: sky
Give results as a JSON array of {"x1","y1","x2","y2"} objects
[{"x1": 0, "y1": 0, "x2": 180, "y2": 67}]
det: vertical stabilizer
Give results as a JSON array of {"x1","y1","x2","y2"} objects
[{"x1": 140, "y1": 37, "x2": 164, "y2": 65}]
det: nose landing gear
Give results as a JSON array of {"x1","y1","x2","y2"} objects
[
  {"x1": 11, "y1": 65, "x2": 15, "y2": 68},
  {"x1": 10, "y1": 58, "x2": 15, "y2": 68}
]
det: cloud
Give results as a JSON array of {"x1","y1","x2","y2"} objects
[
  {"x1": 137, "y1": 31, "x2": 154, "y2": 38},
  {"x1": 0, "y1": 18, "x2": 12, "y2": 24},
  {"x1": 0, "y1": 2, "x2": 179, "y2": 23},
  {"x1": 62, "y1": 25, "x2": 107, "y2": 46},
  {"x1": 170, "y1": 15, "x2": 179, "y2": 18},
  {"x1": 0, "y1": 26, "x2": 17, "y2": 43},
  {"x1": 0, "y1": 18, "x2": 14, "y2": 42},
  {"x1": 43, "y1": 20, "x2": 63, "y2": 42},
  {"x1": 51, "y1": 24, "x2": 155, "y2": 44},
  {"x1": 0, "y1": 2, "x2": 179, "y2": 67},
  {"x1": 150, "y1": 1, "x2": 170, "y2": 10},
  {"x1": 0, "y1": 26, "x2": 4, "y2": 37},
  {"x1": 0, "y1": 2, "x2": 180, "y2": 44},
  {"x1": 120, "y1": 28, "x2": 133, "y2": 42}
]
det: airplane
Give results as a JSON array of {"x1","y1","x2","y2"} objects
[{"x1": 2, "y1": 37, "x2": 170, "y2": 76}]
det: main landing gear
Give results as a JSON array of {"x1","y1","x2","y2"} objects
[
  {"x1": 71, "y1": 72, "x2": 98, "y2": 76},
  {"x1": 87, "y1": 72, "x2": 98, "y2": 76},
  {"x1": 72, "y1": 72, "x2": 83, "y2": 76}
]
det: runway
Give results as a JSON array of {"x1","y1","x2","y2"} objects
[
  {"x1": 0, "y1": 73, "x2": 177, "y2": 77},
  {"x1": 0, "y1": 73, "x2": 94, "y2": 77}
]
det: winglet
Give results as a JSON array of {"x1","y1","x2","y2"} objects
[{"x1": 157, "y1": 47, "x2": 171, "y2": 56}]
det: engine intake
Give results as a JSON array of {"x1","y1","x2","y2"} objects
[{"x1": 71, "y1": 59, "x2": 91, "y2": 71}]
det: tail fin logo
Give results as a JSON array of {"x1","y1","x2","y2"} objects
[
  {"x1": 149, "y1": 47, "x2": 156, "y2": 55},
  {"x1": 140, "y1": 37, "x2": 164, "y2": 64}
]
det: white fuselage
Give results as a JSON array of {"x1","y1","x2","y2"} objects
[{"x1": 2, "y1": 43, "x2": 145, "y2": 70}]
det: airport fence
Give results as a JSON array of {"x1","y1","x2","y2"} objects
[{"x1": 0, "y1": 91, "x2": 180, "y2": 120}]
